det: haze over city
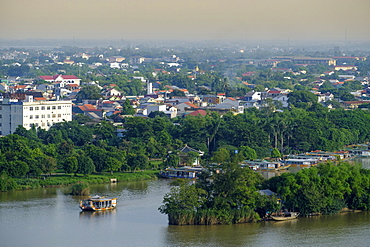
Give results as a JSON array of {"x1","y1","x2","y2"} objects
[{"x1": 1, "y1": 0, "x2": 370, "y2": 43}]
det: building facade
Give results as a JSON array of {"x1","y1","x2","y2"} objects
[{"x1": 0, "y1": 95, "x2": 72, "y2": 135}]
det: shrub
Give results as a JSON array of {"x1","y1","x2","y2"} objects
[{"x1": 70, "y1": 182, "x2": 90, "y2": 196}]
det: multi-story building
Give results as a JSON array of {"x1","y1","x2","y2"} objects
[{"x1": 0, "y1": 94, "x2": 72, "y2": 135}]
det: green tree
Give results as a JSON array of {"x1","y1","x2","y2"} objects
[
  {"x1": 288, "y1": 90, "x2": 318, "y2": 109},
  {"x1": 121, "y1": 99, "x2": 135, "y2": 115},
  {"x1": 270, "y1": 147, "x2": 282, "y2": 159},
  {"x1": 75, "y1": 85, "x2": 101, "y2": 103},
  {"x1": 239, "y1": 146, "x2": 257, "y2": 161},
  {"x1": 77, "y1": 155, "x2": 95, "y2": 175},
  {"x1": 127, "y1": 153, "x2": 149, "y2": 172},
  {"x1": 62, "y1": 156, "x2": 78, "y2": 175},
  {"x1": 105, "y1": 157, "x2": 122, "y2": 174}
]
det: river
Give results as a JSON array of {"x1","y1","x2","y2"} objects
[{"x1": 1, "y1": 169, "x2": 370, "y2": 246}]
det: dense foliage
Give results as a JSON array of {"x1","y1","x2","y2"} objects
[
  {"x1": 265, "y1": 162, "x2": 370, "y2": 215},
  {"x1": 159, "y1": 162, "x2": 277, "y2": 225},
  {"x1": 2, "y1": 105, "x2": 370, "y2": 186},
  {"x1": 159, "y1": 161, "x2": 370, "y2": 225}
]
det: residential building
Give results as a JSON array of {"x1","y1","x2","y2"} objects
[
  {"x1": 0, "y1": 94, "x2": 72, "y2": 135},
  {"x1": 334, "y1": 65, "x2": 358, "y2": 71},
  {"x1": 38, "y1": 74, "x2": 81, "y2": 86}
]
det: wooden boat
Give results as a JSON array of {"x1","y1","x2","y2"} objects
[
  {"x1": 79, "y1": 195, "x2": 117, "y2": 211},
  {"x1": 270, "y1": 212, "x2": 299, "y2": 221}
]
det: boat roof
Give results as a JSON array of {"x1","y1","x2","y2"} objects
[{"x1": 84, "y1": 196, "x2": 117, "y2": 202}]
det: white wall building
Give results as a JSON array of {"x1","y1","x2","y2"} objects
[{"x1": 0, "y1": 95, "x2": 72, "y2": 135}]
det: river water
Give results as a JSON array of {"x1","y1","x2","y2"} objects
[{"x1": 2, "y1": 166, "x2": 370, "y2": 246}]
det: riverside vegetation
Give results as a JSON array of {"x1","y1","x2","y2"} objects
[
  {"x1": 159, "y1": 161, "x2": 370, "y2": 225},
  {"x1": 2, "y1": 101, "x2": 370, "y2": 192}
]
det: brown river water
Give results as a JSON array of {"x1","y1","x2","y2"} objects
[{"x1": 1, "y1": 159, "x2": 370, "y2": 247}]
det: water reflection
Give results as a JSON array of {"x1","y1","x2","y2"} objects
[{"x1": 79, "y1": 209, "x2": 117, "y2": 219}]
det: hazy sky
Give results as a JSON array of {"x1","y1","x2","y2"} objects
[{"x1": 1, "y1": 0, "x2": 370, "y2": 42}]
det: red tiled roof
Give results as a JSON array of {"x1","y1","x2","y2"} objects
[
  {"x1": 188, "y1": 110, "x2": 207, "y2": 117},
  {"x1": 39, "y1": 75, "x2": 54, "y2": 80},
  {"x1": 242, "y1": 72, "x2": 255, "y2": 76},
  {"x1": 66, "y1": 84, "x2": 79, "y2": 87},
  {"x1": 83, "y1": 104, "x2": 97, "y2": 110},
  {"x1": 344, "y1": 101, "x2": 370, "y2": 104},
  {"x1": 39, "y1": 75, "x2": 80, "y2": 80},
  {"x1": 61, "y1": 75, "x2": 79, "y2": 79},
  {"x1": 184, "y1": 102, "x2": 199, "y2": 108},
  {"x1": 34, "y1": 97, "x2": 46, "y2": 101}
]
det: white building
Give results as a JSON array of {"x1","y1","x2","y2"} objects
[
  {"x1": 38, "y1": 75, "x2": 81, "y2": 86},
  {"x1": 0, "y1": 95, "x2": 72, "y2": 135}
]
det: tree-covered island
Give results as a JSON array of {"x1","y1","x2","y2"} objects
[{"x1": 159, "y1": 161, "x2": 370, "y2": 225}]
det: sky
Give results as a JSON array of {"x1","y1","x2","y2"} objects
[{"x1": 1, "y1": 0, "x2": 370, "y2": 42}]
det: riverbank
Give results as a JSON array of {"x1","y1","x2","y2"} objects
[{"x1": 0, "y1": 170, "x2": 159, "y2": 192}]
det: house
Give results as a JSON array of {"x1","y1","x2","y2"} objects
[
  {"x1": 334, "y1": 65, "x2": 358, "y2": 71},
  {"x1": 108, "y1": 56, "x2": 125, "y2": 63},
  {"x1": 73, "y1": 104, "x2": 104, "y2": 120},
  {"x1": 271, "y1": 94, "x2": 289, "y2": 108},
  {"x1": 176, "y1": 102, "x2": 199, "y2": 112},
  {"x1": 13, "y1": 84, "x2": 34, "y2": 92},
  {"x1": 38, "y1": 75, "x2": 81, "y2": 86},
  {"x1": 202, "y1": 95, "x2": 224, "y2": 105},
  {"x1": 245, "y1": 91, "x2": 263, "y2": 101},
  {"x1": 317, "y1": 92, "x2": 334, "y2": 103},
  {"x1": 104, "y1": 88, "x2": 122, "y2": 97},
  {"x1": 130, "y1": 56, "x2": 145, "y2": 64},
  {"x1": 109, "y1": 62, "x2": 121, "y2": 69},
  {"x1": 186, "y1": 110, "x2": 207, "y2": 117},
  {"x1": 63, "y1": 60, "x2": 74, "y2": 65},
  {"x1": 177, "y1": 145, "x2": 204, "y2": 166},
  {"x1": 342, "y1": 101, "x2": 370, "y2": 109},
  {"x1": 212, "y1": 97, "x2": 244, "y2": 114}
]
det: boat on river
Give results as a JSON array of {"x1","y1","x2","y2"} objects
[
  {"x1": 270, "y1": 212, "x2": 299, "y2": 221},
  {"x1": 160, "y1": 166, "x2": 203, "y2": 179},
  {"x1": 79, "y1": 195, "x2": 117, "y2": 211}
]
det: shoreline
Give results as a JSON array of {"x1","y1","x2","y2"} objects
[{"x1": 1, "y1": 170, "x2": 160, "y2": 192}]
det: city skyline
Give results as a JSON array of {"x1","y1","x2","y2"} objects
[{"x1": 1, "y1": 0, "x2": 370, "y2": 42}]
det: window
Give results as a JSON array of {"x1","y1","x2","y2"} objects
[
  {"x1": 58, "y1": 106, "x2": 61, "y2": 109},
  {"x1": 57, "y1": 114, "x2": 61, "y2": 118},
  {"x1": 30, "y1": 107, "x2": 33, "y2": 111},
  {"x1": 52, "y1": 114, "x2": 56, "y2": 118},
  {"x1": 47, "y1": 114, "x2": 50, "y2": 118},
  {"x1": 35, "y1": 107, "x2": 39, "y2": 110},
  {"x1": 41, "y1": 106, "x2": 45, "y2": 110},
  {"x1": 35, "y1": 115, "x2": 39, "y2": 119},
  {"x1": 30, "y1": 115, "x2": 33, "y2": 119},
  {"x1": 47, "y1": 106, "x2": 50, "y2": 110},
  {"x1": 52, "y1": 106, "x2": 56, "y2": 110},
  {"x1": 41, "y1": 115, "x2": 45, "y2": 118}
]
